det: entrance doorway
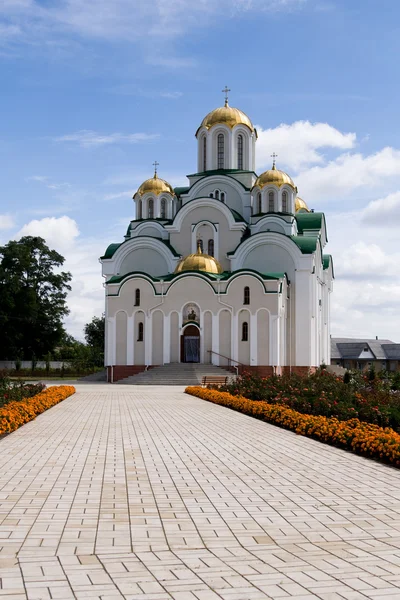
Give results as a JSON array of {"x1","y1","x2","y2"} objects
[{"x1": 181, "y1": 325, "x2": 200, "y2": 363}]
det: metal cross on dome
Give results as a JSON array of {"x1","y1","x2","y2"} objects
[
  {"x1": 153, "y1": 160, "x2": 159, "y2": 176},
  {"x1": 271, "y1": 152, "x2": 278, "y2": 168},
  {"x1": 222, "y1": 86, "x2": 231, "y2": 106}
]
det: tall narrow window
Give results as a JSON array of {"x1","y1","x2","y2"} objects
[
  {"x1": 268, "y1": 191, "x2": 274, "y2": 212},
  {"x1": 160, "y1": 198, "x2": 166, "y2": 219},
  {"x1": 137, "y1": 200, "x2": 142, "y2": 219},
  {"x1": 221, "y1": 192, "x2": 225, "y2": 203},
  {"x1": 148, "y1": 198, "x2": 154, "y2": 219},
  {"x1": 198, "y1": 239, "x2": 203, "y2": 252},
  {"x1": 134, "y1": 289, "x2": 140, "y2": 306},
  {"x1": 203, "y1": 136, "x2": 207, "y2": 171},
  {"x1": 215, "y1": 190, "x2": 220, "y2": 200},
  {"x1": 237, "y1": 134, "x2": 243, "y2": 169},
  {"x1": 208, "y1": 239, "x2": 214, "y2": 256},
  {"x1": 282, "y1": 191, "x2": 288, "y2": 212},
  {"x1": 242, "y1": 321, "x2": 249, "y2": 342},
  {"x1": 243, "y1": 286, "x2": 250, "y2": 305},
  {"x1": 217, "y1": 133, "x2": 224, "y2": 169},
  {"x1": 209, "y1": 192, "x2": 214, "y2": 198},
  {"x1": 257, "y1": 193, "x2": 262, "y2": 214},
  {"x1": 138, "y1": 322, "x2": 144, "y2": 342}
]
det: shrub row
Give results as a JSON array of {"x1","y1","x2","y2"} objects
[
  {"x1": 0, "y1": 385, "x2": 76, "y2": 435},
  {"x1": 185, "y1": 386, "x2": 400, "y2": 467}
]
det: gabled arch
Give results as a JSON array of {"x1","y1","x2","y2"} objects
[
  {"x1": 166, "y1": 197, "x2": 246, "y2": 233},
  {"x1": 113, "y1": 236, "x2": 179, "y2": 274}
]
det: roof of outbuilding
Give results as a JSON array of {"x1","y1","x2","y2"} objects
[
  {"x1": 331, "y1": 338, "x2": 395, "y2": 360},
  {"x1": 381, "y1": 344, "x2": 400, "y2": 360}
]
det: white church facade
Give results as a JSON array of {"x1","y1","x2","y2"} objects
[{"x1": 101, "y1": 92, "x2": 334, "y2": 382}]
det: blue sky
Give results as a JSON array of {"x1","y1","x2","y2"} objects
[{"x1": 1, "y1": 0, "x2": 400, "y2": 341}]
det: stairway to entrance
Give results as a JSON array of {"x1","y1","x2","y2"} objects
[{"x1": 116, "y1": 363, "x2": 235, "y2": 385}]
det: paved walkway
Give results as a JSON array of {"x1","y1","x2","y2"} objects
[{"x1": 1, "y1": 385, "x2": 400, "y2": 600}]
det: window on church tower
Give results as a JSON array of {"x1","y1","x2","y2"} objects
[
  {"x1": 160, "y1": 198, "x2": 166, "y2": 219},
  {"x1": 257, "y1": 193, "x2": 262, "y2": 214},
  {"x1": 209, "y1": 192, "x2": 214, "y2": 198},
  {"x1": 138, "y1": 322, "x2": 144, "y2": 342},
  {"x1": 237, "y1": 134, "x2": 243, "y2": 169},
  {"x1": 215, "y1": 190, "x2": 220, "y2": 200},
  {"x1": 282, "y1": 191, "x2": 288, "y2": 212},
  {"x1": 242, "y1": 321, "x2": 249, "y2": 342},
  {"x1": 243, "y1": 286, "x2": 250, "y2": 305},
  {"x1": 137, "y1": 200, "x2": 142, "y2": 219},
  {"x1": 221, "y1": 192, "x2": 225, "y2": 202},
  {"x1": 268, "y1": 191, "x2": 274, "y2": 212},
  {"x1": 217, "y1": 134, "x2": 224, "y2": 169},
  {"x1": 208, "y1": 239, "x2": 214, "y2": 256},
  {"x1": 203, "y1": 136, "x2": 207, "y2": 171},
  {"x1": 148, "y1": 198, "x2": 154, "y2": 219},
  {"x1": 134, "y1": 289, "x2": 140, "y2": 306}
]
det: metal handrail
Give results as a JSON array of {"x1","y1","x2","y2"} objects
[{"x1": 207, "y1": 350, "x2": 244, "y2": 375}]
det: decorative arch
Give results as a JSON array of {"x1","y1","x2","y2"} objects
[
  {"x1": 167, "y1": 197, "x2": 246, "y2": 233},
  {"x1": 229, "y1": 231, "x2": 306, "y2": 272},
  {"x1": 113, "y1": 237, "x2": 178, "y2": 274}
]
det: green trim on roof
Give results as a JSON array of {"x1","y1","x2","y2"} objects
[
  {"x1": 323, "y1": 255, "x2": 330, "y2": 269},
  {"x1": 296, "y1": 212, "x2": 324, "y2": 233},
  {"x1": 106, "y1": 268, "x2": 286, "y2": 286},
  {"x1": 174, "y1": 186, "x2": 190, "y2": 196},
  {"x1": 101, "y1": 243, "x2": 122, "y2": 259},
  {"x1": 130, "y1": 217, "x2": 172, "y2": 225},
  {"x1": 290, "y1": 236, "x2": 318, "y2": 254},
  {"x1": 230, "y1": 208, "x2": 246, "y2": 223}
]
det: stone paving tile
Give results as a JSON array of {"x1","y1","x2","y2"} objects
[{"x1": 0, "y1": 384, "x2": 400, "y2": 598}]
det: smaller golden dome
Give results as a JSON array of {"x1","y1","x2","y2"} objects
[
  {"x1": 295, "y1": 196, "x2": 310, "y2": 212},
  {"x1": 175, "y1": 244, "x2": 223, "y2": 275},
  {"x1": 196, "y1": 103, "x2": 255, "y2": 136},
  {"x1": 136, "y1": 174, "x2": 174, "y2": 197},
  {"x1": 254, "y1": 164, "x2": 295, "y2": 190}
]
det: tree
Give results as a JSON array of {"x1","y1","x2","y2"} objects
[
  {"x1": 0, "y1": 236, "x2": 72, "y2": 359},
  {"x1": 84, "y1": 315, "x2": 105, "y2": 366}
]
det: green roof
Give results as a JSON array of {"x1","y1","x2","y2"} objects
[
  {"x1": 101, "y1": 243, "x2": 122, "y2": 259},
  {"x1": 290, "y1": 236, "x2": 318, "y2": 254},
  {"x1": 174, "y1": 186, "x2": 190, "y2": 196},
  {"x1": 106, "y1": 268, "x2": 286, "y2": 286},
  {"x1": 296, "y1": 212, "x2": 324, "y2": 233},
  {"x1": 230, "y1": 208, "x2": 246, "y2": 223}
]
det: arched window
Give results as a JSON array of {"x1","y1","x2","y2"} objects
[
  {"x1": 237, "y1": 134, "x2": 243, "y2": 169},
  {"x1": 209, "y1": 192, "x2": 214, "y2": 198},
  {"x1": 215, "y1": 190, "x2": 220, "y2": 200},
  {"x1": 198, "y1": 239, "x2": 203, "y2": 252},
  {"x1": 282, "y1": 191, "x2": 288, "y2": 213},
  {"x1": 160, "y1": 198, "x2": 166, "y2": 219},
  {"x1": 148, "y1": 198, "x2": 154, "y2": 219},
  {"x1": 134, "y1": 289, "x2": 140, "y2": 306},
  {"x1": 203, "y1": 136, "x2": 207, "y2": 171},
  {"x1": 243, "y1": 286, "x2": 250, "y2": 305},
  {"x1": 208, "y1": 239, "x2": 214, "y2": 256},
  {"x1": 137, "y1": 199, "x2": 142, "y2": 219},
  {"x1": 137, "y1": 322, "x2": 144, "y2": 342},
  {"x1": 257, "y1": 193, "x2": 262, "y2": 214},
  {"x1": 268, "y1": 191, "x2": 274, "y2": 212},
  {"x1": 242, "y1": 321, "x2": 249, "y2": 342},
  {"x1": 217, "y1": 133, "x2": 224, "y2": 169},
  {"x1": 220, "y1": 192, "x2": 225, "y2": 203}
]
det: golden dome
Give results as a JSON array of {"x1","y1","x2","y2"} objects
[
  {"x1": 295, "y1": 196, "x2": 310, "y2": 212},
  {"x1": 196, "y1": 103, "x2": 255, "y2": 136},
  {"x1": 254, "y1": 164, "x2": 296, "y2": 190},
  {"x1": 175, "y1": 245, "x2": 223, "y2": 275},
  {"x1": 136, "y1": 174, "x2": 174, "y2": 197}
]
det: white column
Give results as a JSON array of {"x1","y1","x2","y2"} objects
[
  {"x1": 145, "y1": 313, "x2": 152, "y2": 365},
  {"x1": 211, "y1": 314, "x2": 219, "y2": 365},
  {"x1": 107, "y1": 317, "x2": 116, "y2": 366},
  {"x1": 232, "y1": 311, "x2": 238, "y2": 363},
  {"x1": 163, "y1": 313, "x2": 170, "y2": 365},
  {"x1": 127, "y1": 316, "x2": 134, "y2": 364},
  {"x1": 270, "y1": 315, "x2": 280, "y2": 368},
  {"x1": 250, "y1": 313, "x2": 258, "y2": 366},
  {"x1": 295, "y1": 269, "x2": 312, "y2": 366}
]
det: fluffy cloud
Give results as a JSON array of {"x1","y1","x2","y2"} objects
[
  {"x1": 361, "y1": 191, "x2": 400, "y2": 226},
  {"x1": 0, "y1": 214, "x2": 14, "y2": 230},
  {"x1": 256, "y1": 121, "x2": 356, "y2": 171},
  {"x1": 334, "y1": 241, "x2": 400, "y2": 280},
  {"x1": 55, "y1": 130, "x2": 159, "y2": 148},
  {"x1": 17, "y1": 216, "x2": 79, "y2": 251}
]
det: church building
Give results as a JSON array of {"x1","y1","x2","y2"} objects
[{"x1": 101, "y1": 91, "x2": 334, "y2": 382}]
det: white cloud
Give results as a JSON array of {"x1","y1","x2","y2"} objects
[
  {"x1": 361, "y1": 191, "x2": 400, "y2": 226},
  {"x1": 54, "y1": 130, "x2": 159, "y2": 148},
  {"x1": 17, "y1": 216, "x2": 79, "y2": 251},
  {"x1": 296, "y1": 147, "x2": 400, "y2": 202},
  {"x1": 256, "y1": 121, "x2": 356, "y2": 172},
  {"x1": 27, "y1": 175, "x2": 71, "y2": 190},
  {"x1": 0, "y1": 214, "x2": 14, "y2": 230},
  {"x1": 335, "y1": 241, "x2": 400, "y2": 279}
]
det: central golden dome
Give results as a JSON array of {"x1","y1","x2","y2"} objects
[
  {"x1": 136, "y1": 174, "x2": 174, "y2": 197},
  {"x1": 254, "y1": 164, "x2": 295, "y2": 190},
  {"x1": 196, "y1": 102, "x2": 255, "y2": 136},
  {"x1": 175, "y1": 245, "x2": 223, "y2": 275}
]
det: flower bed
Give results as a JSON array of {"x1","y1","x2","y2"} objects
[
  {"x1": 185, "y1": 386, "x2": 400, "y2": 467},
  {"x1": 0, "y1": 385, "x2": 76, "y2": 435}
]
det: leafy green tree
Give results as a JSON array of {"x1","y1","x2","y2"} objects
[
  {"x1": 84, "y1": 315, "x2": 105, "y2": 366},
  {"x1": 0, "y1": 236, "x2": 72, "y2": 359}
]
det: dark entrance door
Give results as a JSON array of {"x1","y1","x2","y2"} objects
[{"x1": 181, "y1": 325, "x2": 200, "y2": 363}]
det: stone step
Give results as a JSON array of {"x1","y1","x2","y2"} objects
[{"x1": 117, "y1": 363, "x2": 235, "y2": 385}]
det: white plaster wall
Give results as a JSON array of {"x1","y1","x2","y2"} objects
[
  {"x1": 219, "y1": 310, "x2": 231, "y2": 367},
  {"x1": 238, "y1": 309, "x2": 251, "y2": 365},
  {"x1": 203, "y1": 311, "x2": 212, "y2": 363},
  {"x1": 241, "y1": 244, "x2": 296, "y2": 281},
  {"x1": 257, "y1": 309, "x2": 270, "y2": 365},
  {"x1": 134, "y1": 310, "x2": 145, "y2": 364},
  {"x1": 152, "y1": 310, "x2": 164, "y2": 365},
  {"x1": 190, "y1": 181, "x2": 244, "y2": 215},
  {"x1": 115, "y1": 311, "x2": 127, "y2": 365},
  {"x1": 119, "y1": 248, "x2": 169, "y2": 278},
  {"x1": 170, "y1": 312, "x2": 180, "y2": 362}
]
